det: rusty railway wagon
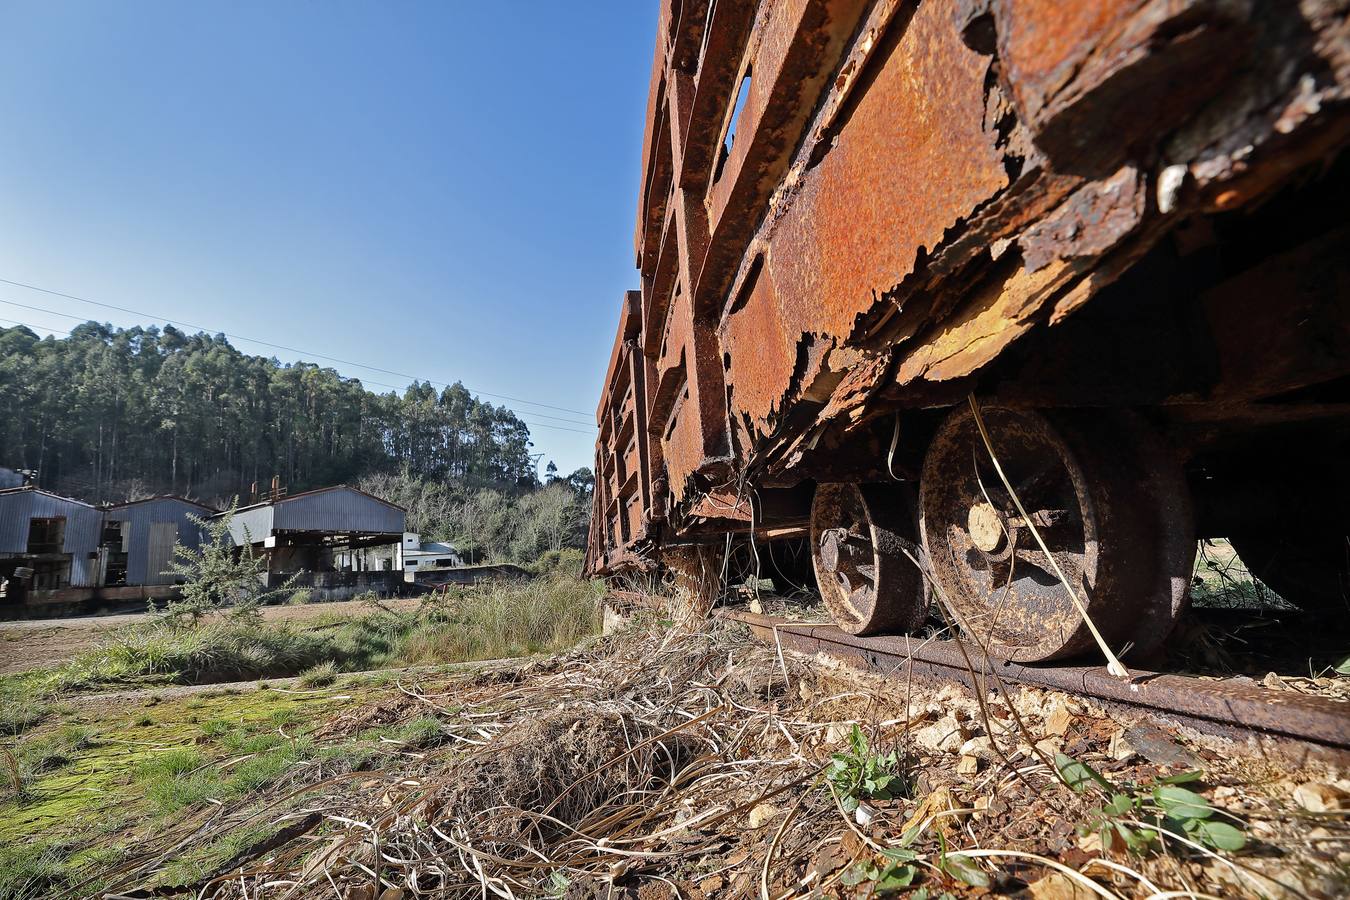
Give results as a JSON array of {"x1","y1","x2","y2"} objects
[{"x1": 587, "y1": 0, "x2": 1350, "y2": 663}]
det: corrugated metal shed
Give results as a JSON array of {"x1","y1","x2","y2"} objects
[
  {"x1": 273, "y1": 487, "x2": 404, "y2": 534},
  {"x1": 212, "y1": 486, "x2": 404, "y2": 544},
  {"x1": 218, "y1": 504, "x2": 274, "y2": 547},
  {"x1": 0, "y1": 487, "x2": 103, "y2": 587},
  {"x1": 104, "y1": 497, "x2": 215, "y2": 585}
]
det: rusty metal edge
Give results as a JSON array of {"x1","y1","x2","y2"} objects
[{"x1": 712, "y1": 609, "x2": 1350, "y2": 753}]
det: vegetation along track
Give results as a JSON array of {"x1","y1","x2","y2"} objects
[{"x1": 611, "y1": 593, "x2": 1350, "y2": 758}]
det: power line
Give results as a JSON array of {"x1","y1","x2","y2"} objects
[
  {"x1": 0, "y1": 315, "x2": 597, "y2": 436},
  {"x1": 0, "y1": 316, "x2": 72, "y2": 336},
  {"x1": 0, "y1": 276, "x2": 597, "y2": 420}
]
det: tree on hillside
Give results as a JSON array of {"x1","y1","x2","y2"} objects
[{"x1": 0, "y1": 323, "x2": 539, "y2": 502}]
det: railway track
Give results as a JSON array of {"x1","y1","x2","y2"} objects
[
  {"x1": 721, "y1": 608, "x2": 1350, "y2": 758},
  {"x1": 607, "y1": 592, "x2": 1350, "y2": 758}
]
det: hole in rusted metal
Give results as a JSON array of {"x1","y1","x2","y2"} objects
[{"x1": 714, "y1": 68, "x2": 752, "y2": 184}]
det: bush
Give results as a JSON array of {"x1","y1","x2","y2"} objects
[
  {"x1": 398, "y1": 575, "x2": 602, "y2": 664},
  {"x1": 531, "y1": 548, "x2": 585, "y2": 578},
  {"x1": 161, "y1": 501, "x2": 294, "y2": 627},
  {"x1": 297, "y1": 661, "x2": 338, "y2": 688},
  {"x1": 60, "y1": 622, "x2": 335, "y2": 688}
]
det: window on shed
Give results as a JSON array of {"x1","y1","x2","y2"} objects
[{"x1": 27, "y1": 518, "x2": 65, "y2": 554}]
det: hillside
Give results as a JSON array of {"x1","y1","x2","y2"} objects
[{"x1": 0, "y1": 322, "x2": 543, "y2": 504}]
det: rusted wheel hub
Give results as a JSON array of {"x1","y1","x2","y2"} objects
[
  {"x1": 967, "y1": 502, "x2": 1007, "y2": 554},
  {"x1": 810, "y1": 482, "x2": 927, "y2": 635},
  {"x1": 920, "y1": 405, "x2": 1193, "y2": 662}
]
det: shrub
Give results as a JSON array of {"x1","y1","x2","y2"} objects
[
  {"x1": 60, "y1": 622, "x2": 334, "y2": 688},
  {"x1": 531, "y1": 548, "x2": 585, "y2": 578},
  {"x1": 297, "y1": 661, "x2": 338, "y2": 688},
  {"x1": 161, "y1": 501, "x2": 295, "y2": 627}
]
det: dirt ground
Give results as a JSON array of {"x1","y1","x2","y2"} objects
[
  {"x1": 7, "y1": 615, "x2": 1341, "y2": 899},
  {"x1": 0, "y1": 598, "x2": 423, "y2": 675}
]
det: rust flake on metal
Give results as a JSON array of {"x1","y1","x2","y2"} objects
[
  {"x1": 893, "y1": 259, "x2": 1074, "y2": 386},
  {"x1": 992, "y1": 0, "x2": 1247, "y2": 173},
  {"x1": 1019, "y1": 165, "x2": 1145, "y2": 273}
]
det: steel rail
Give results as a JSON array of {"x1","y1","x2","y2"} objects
[{"x1": 710, "y1": 608, "x2": 1350, "y2": 753}]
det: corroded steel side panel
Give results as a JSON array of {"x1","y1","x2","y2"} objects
[{"x1": 721, "y1": 0, "x2": 1008, "y2": 439}]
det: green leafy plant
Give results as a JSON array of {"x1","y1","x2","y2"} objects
[
  {"x1": 841, "y1": 848, "x2": 918, "y2": 892},
  {"x1": 544, "y1": 871, "x2": 570, "y2": 898},
  {"x1": 842, "y1": 825, "x2": 921, "y2": 893},
  {"x1": 162, "y1": 502, "x2": 296, "y2": 627},
  {"x1": 1055, "y1": 753, "x2": 1245, "y2": 855},
  {"x1": 825, "y1": 724, "x2": 909, "y2": 813},
  {"x1": 935, "y1": 830, "x2": 989, "y2": 888}
]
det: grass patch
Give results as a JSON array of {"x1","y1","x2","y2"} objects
[
  {"x1": 37, "y1": 574, "x2": 601, "y2": 692},
  {"x1": 57, "y1": 621, "x2": 338, "y2": 689},
  {"x1": 0, "y1": 841, "x2": 76, "y2": 900},
  {"x1": 4, "y1": 724, "x2": 96, "y2": 798},
  {"x1": 297, "y1": 660, "x2": 338, "y2": 688},
  {"x1": 0, "y1": 673, "x2": 56, "y2": 737},
  {"x1": 1191, "y1": 539, "x2": 1296, "y2": 611},
  {"x1": 398, "y1": 575, "x2": 603, "y2": 665},
  {"x1": 358, "y1": 713, "x2": 447, "y2": 749},
  {"x1": 155, "y1": 822, "x2": 277, "y2": 887},
  {"x1": 133, "y1": 733, "x2": 318, "y2": 815},
  {"x1": 135, "y1": 749, "x2": 223, "y2": 814}
]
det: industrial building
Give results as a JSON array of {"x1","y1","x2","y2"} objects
[
  {"x1": 0, "y1": 482, "x2": 411, "y2": 616},
  {"x1": 0, "y1": 487, "x2": 104, "y2": 593},
  {"x1": 211, "y1": 485, "x2": 407, "y2": 598},
  {"x1": 334, "y1": 532, "x2": 463, "y2": 582},
  {"x1": 101, "y1": 497, "x2": 214, "y2": 586},
  {"x1": 0, "y1": 488, "x2": 214, "y2": 614}
]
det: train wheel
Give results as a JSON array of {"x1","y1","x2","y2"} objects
[
  {"x1": 919, "y1": 405, "x2": 1193, "y2": 662},
  {"x1": 810, "y1": 483, "x2": 928, "y2": 635}
]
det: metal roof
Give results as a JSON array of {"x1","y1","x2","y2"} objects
[
  {"x1": 214, "y1": 484, "x2": 403, "y2": 517},
  {"x1": 106, "y1": 495, "x2": 216, "y2": 512}
]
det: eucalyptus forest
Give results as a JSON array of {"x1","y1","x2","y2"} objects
[{"x1": 0, "y1": 322, "x2": 573, "y2": 510}]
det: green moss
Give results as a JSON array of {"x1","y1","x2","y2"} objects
[{"x1": 0, "y1": 683, "x2": 353, "y2": 846}]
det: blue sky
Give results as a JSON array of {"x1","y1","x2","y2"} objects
[{"x1": 0, "y1": 2, "x2": 655, "y2": 475}]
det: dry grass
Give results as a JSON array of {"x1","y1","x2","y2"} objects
[
  {"x1": 57, "y1": 599, "x2": 1346, "y2": 900},
  {"x1": 20, "y1": 575, "x2": 602, "y2": 692}
]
